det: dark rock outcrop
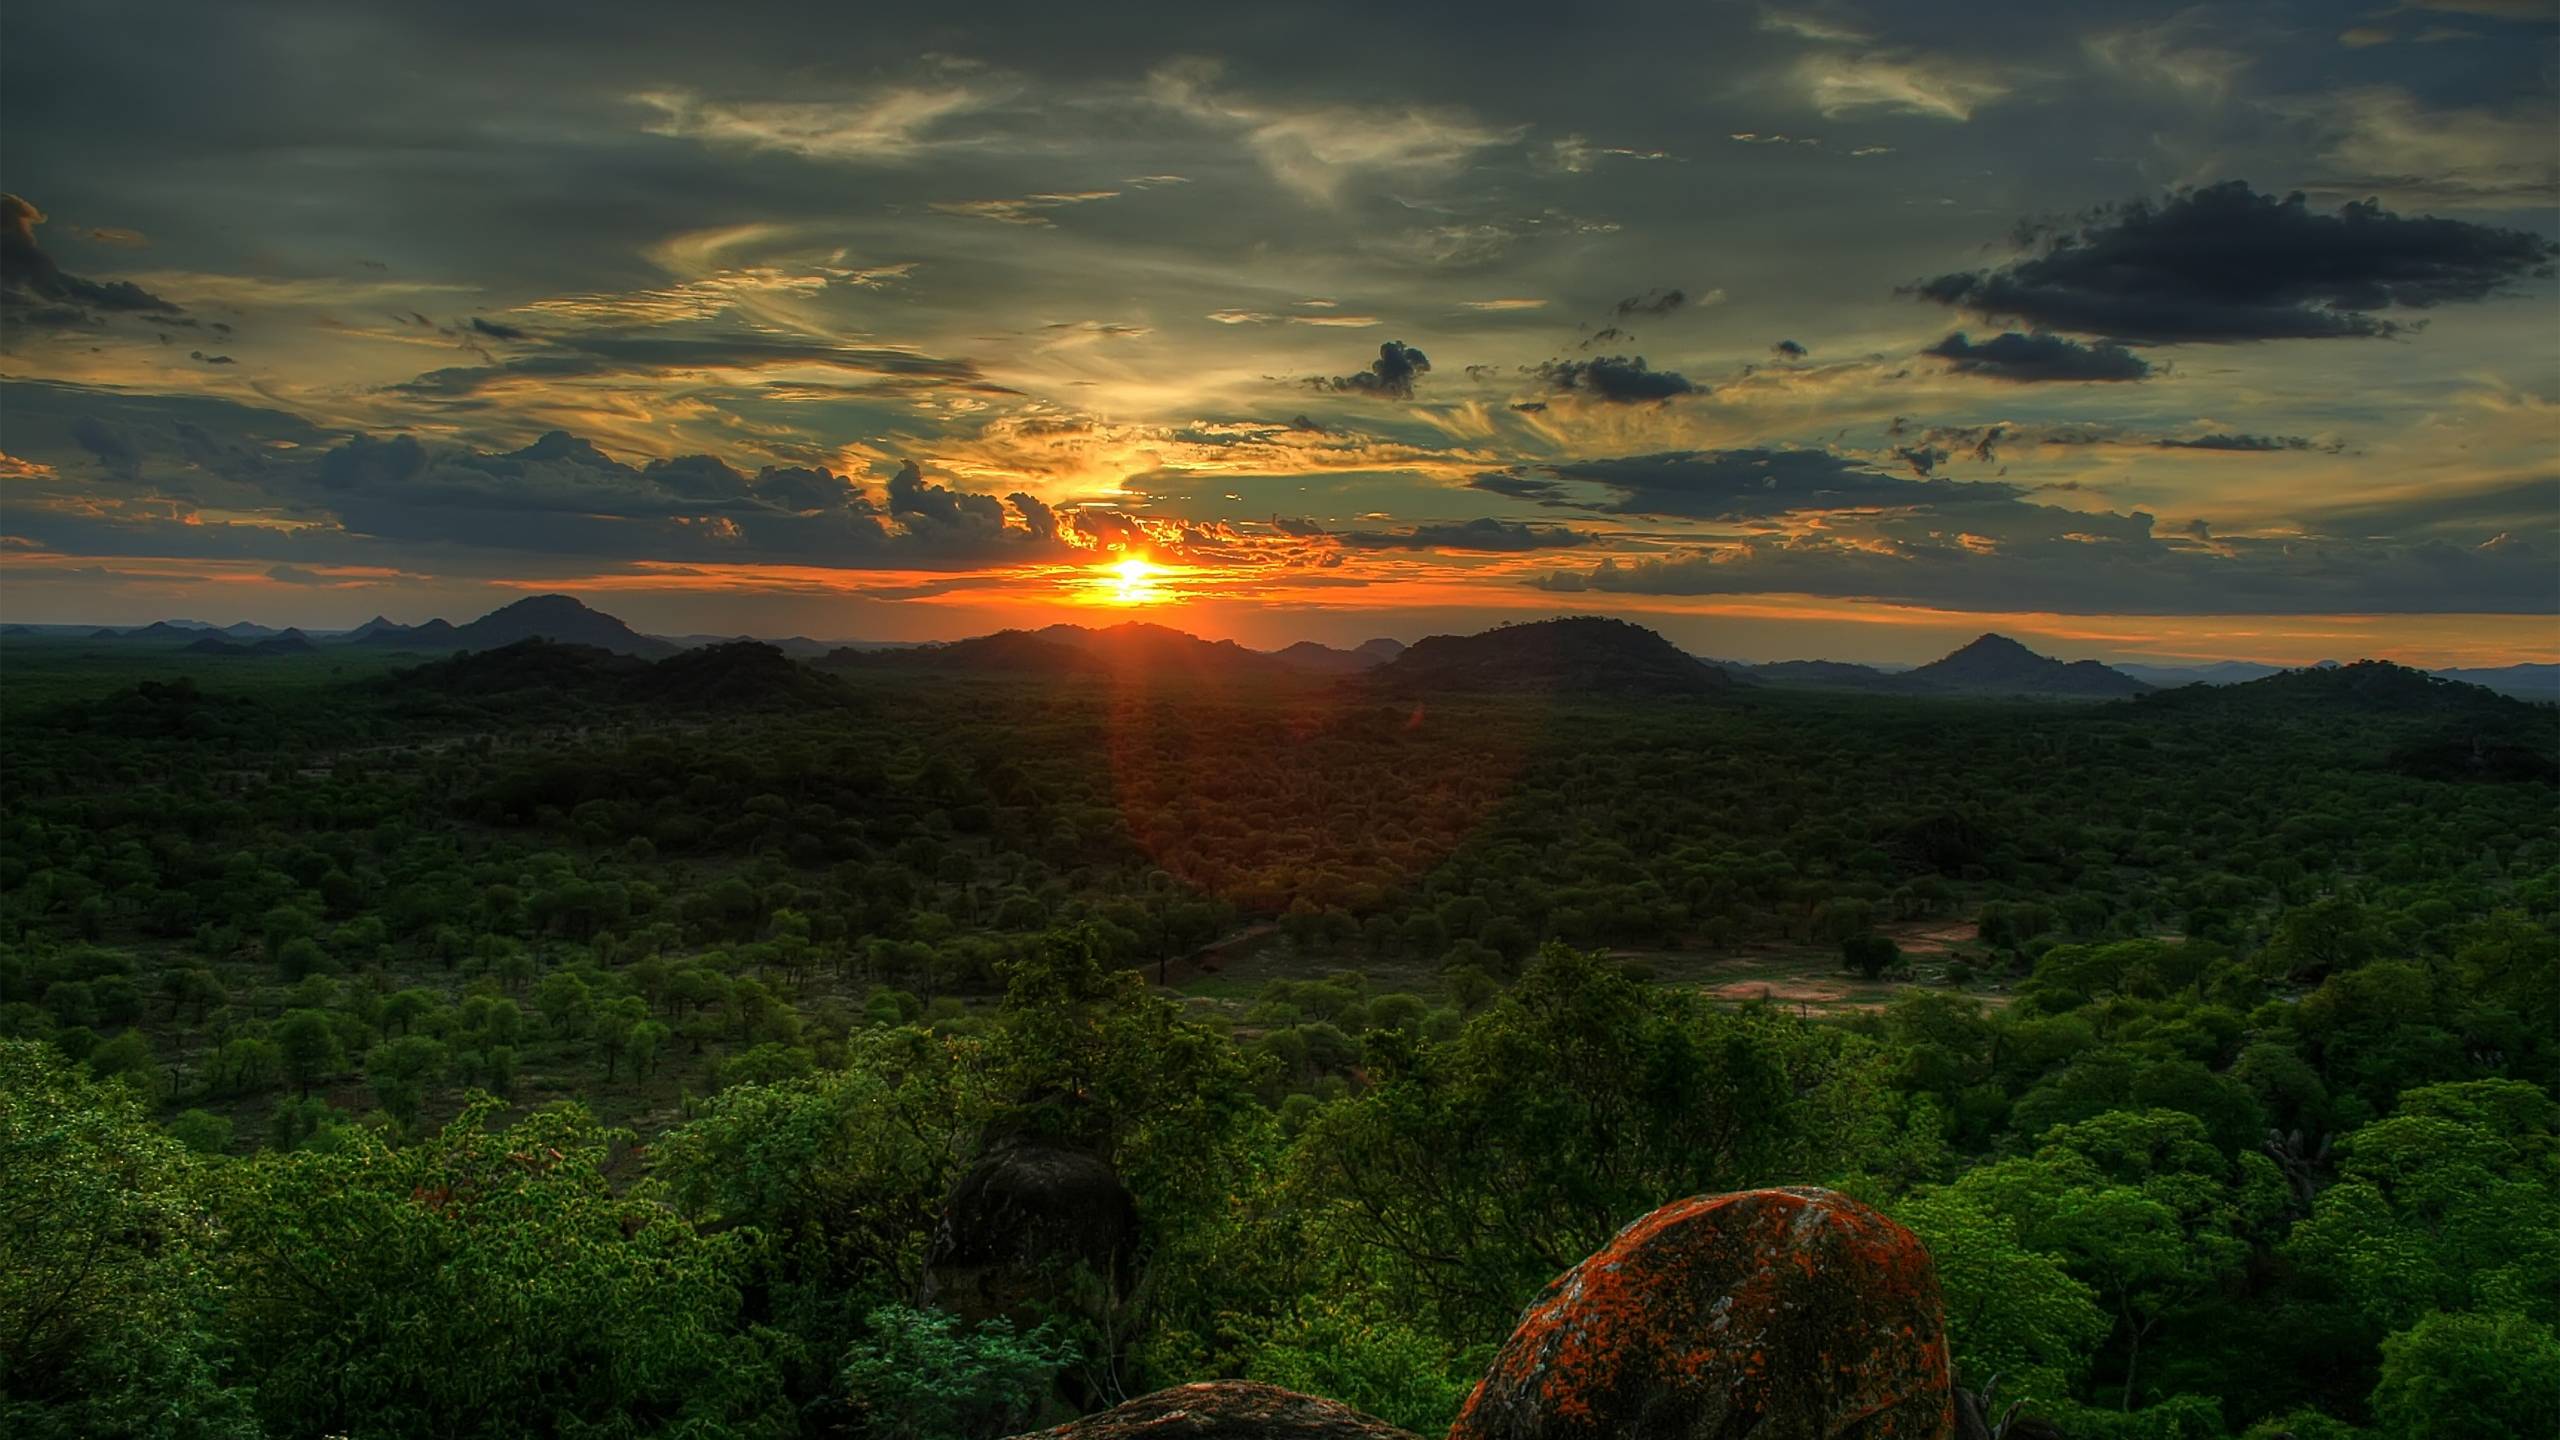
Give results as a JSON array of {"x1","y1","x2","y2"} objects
[
  {"x1": 1008, "y1": 1381, "x2": 1418, "y2": 1439},
  {"x1": 923, "y1": 1136, "x2": 1140, "y2": 1329},
  {"x1": 1451, "y1": 1187, "x2": 1953, "y2": 1440}
]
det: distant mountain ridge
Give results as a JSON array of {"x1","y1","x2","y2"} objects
[
  {"x1": 1728, "y1": 634, "x2": 2150, "y2": 698},
  {"x1": 1267, "y1": 637, "x2": 1405, "y2": 675},
  {"x1": 830, "y1": 621, "x2": 1302, "y2": 683},
  {"x1": 20, "y1": 603, "x2": 2557, "y2": 702},
  {"x1": 2130, "y1": 659, "x2": 2540, "y2": 719},
  {"x1": 1909, "y1": 634, "x2": 2151, "y2": 698},
  {"x1": 343, "y1": 595, "x2": 677, "y2": 658},
  {"x1": 1363, "y1": 616, "x2": 1733, "y2": 697},
  {"x1": 389, "y1": 638, "x2": 849, "y2": 712}
]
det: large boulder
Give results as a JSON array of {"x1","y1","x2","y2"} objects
[
  {"x1": 922, "y1": 1135, "x2": 1140, "y2": 1328},
  {"x1": 1008, "y1": 1381, "x2": 1419, "y2": 1439},
  {"x1": 1451, "y1": 1187, "x2": 1953, "y2": 1440}
]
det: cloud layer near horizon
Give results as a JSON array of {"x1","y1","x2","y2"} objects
[{"x1": 2, "y1": 0, "x2": 2555, "y2": 655}]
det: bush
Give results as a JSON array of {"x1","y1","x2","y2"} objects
[{"x1": 840, "y1": 1303, "x2": 1071, "y2": 1440}]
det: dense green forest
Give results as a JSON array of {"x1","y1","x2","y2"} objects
[{"x1": 3, "y1": 635, "x2": 2556, "y2": 1439}]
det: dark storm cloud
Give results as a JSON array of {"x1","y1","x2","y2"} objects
[
  {"x1": 6, "y1": 389, "x2": 1068, "y2": 570},
  {"x1": 1532, "y1": 519, "x2": 2558, "y2": 616},
  {"x1": 2154, "y1": 433, "x2": 2324, "y2": 452},
  {"x1": 468, "y1": 316, "x2": 528, "y2": 341},
  {"x1": 1312, "y1": 340, "x2": 1431, "y2": 400},
  {"x1": 1329, "y1": 517, "x2": 1591, "y2": 551},
  {"x1": 71, "y1": 416, "x2": 143, "y2": 478},
  {"x1": 1923, "y1": 331, "x2": 2152, "y2": 382},
  {"x1": 1914, "y1": 423, "x2": 2334, "y2": 456},
  {"x1": 1474, "y1": 448, "x2": 2017, "y2": 520},
  {"x1": 347, "y1": 436, "x2": 1056, "y2": 564},
  {"x1": 1613, "y1": 287, "x2": 1687, "y2": 317},
  {"x1": 1533, "y1": 354, "x2": 1698, "y2": 402},
  {"x1": 0, "y1": 192, "x2": 184, "y2": 328},
  {"x1": 1771, "y1": 339, "x2": 1808, "y2": 359},
  {"x1": 1910, "y1": 181, "x2": 2560, "y2": 343},
  {"x1": 1466, "y1": 470, "x2": 1571, "y2": 504}
]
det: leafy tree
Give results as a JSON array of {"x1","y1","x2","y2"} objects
[
  {"x1": 1896, "y1": 1189, "x2": 2110, "y2": 1409},
  {"x1": 2370, "y1": 1310, "x2": 2560, "y2": 1440},
  {"x1": 1290, "y1": 946, "x2": 1864, "y2": 1339},
  {"x1": 272, "y1": 1007, "x2": 345, "y2": 1096},
  {"x1": 364, "y1": 1034, "x2": 448, "y2": 1132},
  {"x1": 839, "y1": 1303, "x2": 1070, "y2": 1440},
  {"x1": 216, "y1": 1096, "x2": 788, "y2": 1438},
  {"x1": 2283, "y1": 1080, "x2": 2560, "y2": 1336},
  {"x1": 0, "y1": 1042, "x2": 257, "y2": 1438},
  {"x1": 1843, "y1": 930, "x2": 1902, "y2": 980}
]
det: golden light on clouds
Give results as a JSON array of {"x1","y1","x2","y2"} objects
[{"x1": 1097, "y1": 554, "x2": 1168, "y2": 607}]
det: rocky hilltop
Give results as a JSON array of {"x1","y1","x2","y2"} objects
[{"x1": 1010, "y1": 1187, "x2": 1953, "y2": 1439}]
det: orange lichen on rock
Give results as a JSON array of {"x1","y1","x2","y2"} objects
[{"x1": 1449, "y1": 1187, "x2": 1955, "y2": 1440}]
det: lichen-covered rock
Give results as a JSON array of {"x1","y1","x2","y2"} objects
[
  {"x1": 1451, "y1": 1187, "x2": 1953, "y2": 1440},
  {"x1": 922, "y1": 1136, "x2": 1139, "y2": 1328},
  {"x1": 1006, "y1": 1381, "x2": 1420, "y2": 1439}
]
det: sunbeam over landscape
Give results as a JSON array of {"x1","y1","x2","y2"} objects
[{"x1": 3, "y1": 2, "x2": 2556, "y2": 1438}]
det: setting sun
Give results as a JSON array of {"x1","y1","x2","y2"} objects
[{"x1": 1104, "y1": 554, "x2": 1164, "y2": 606}]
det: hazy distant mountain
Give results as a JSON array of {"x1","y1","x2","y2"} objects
[
  {"x1": 2134, "y1": 660, "x2": 2536, "y2": 720},
  {"x1": 628, "y1": 641, "x2": 853, "y2": 708},
  {"x1": 389, "y1": 640, "x2": 650, "y2": 701},
  {"x1": 1267, "y1": 638, "x2": 1404, "y2": 675},
  {"x1": 2112, "y1": 660, "x2": 2286, "y2": 689},
  {"x1": 1030, "y1": 622, "x2": 1286, "y2": 677},
  {"x1": 181, "y1": 631, "x2": 315, "y2": 657},
  {"x1": 440, "y1": 595, "x2": 677, "y2": 658},
  {"x1": 831, "y1": 630, "x2": 1107, "y2": 677},
  {"x1": 1746, "y1": 659, "x2": 1911, "y2": 693},
  {"x1": 390, "y1": 638, "x2": 847, "y2": 713},
  {"x1": 1909, "y1": 634, "x2": 2152, "y2": 698},
  {"x1": 836, "y1": 622, "x2": 1355, "y2": 685},
  {"x1": 2131, "y1": 661, "x2": 2556, "y2": 783},
  {"x1": 2433, "y1": 663, "x2": 2560, "y2": 703},
  {"x1": 338, "y1": 597, "x2": 674, "y2": 656},
  {"x1": 348, "y1": 617, "x2": 462, "y2": 650},
  {"x1": 660, "y1": 632, "x2": 838, "y2": 660},
  {"x1": 1363, "y1": 616, "x2": 1733, "y2": 697}
]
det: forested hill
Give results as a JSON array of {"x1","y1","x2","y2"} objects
[
  {"x1": 1, "y1": 637, "x2": 2555, "y2": 1439},
  {"x1": 1908, "y1": 633, "x2": 2151, "y2": 697},
  {"x1": 1361, "y1": 615, "x2": 1733, "y2": 696}
]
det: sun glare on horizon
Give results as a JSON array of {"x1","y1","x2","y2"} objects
[{"x1": 1103, "y1": 554, "x2": 1166, "y2": 607}]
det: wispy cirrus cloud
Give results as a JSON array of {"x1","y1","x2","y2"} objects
[{"x1": 631, "y1": 84, "x2": 993, "y2": 163}]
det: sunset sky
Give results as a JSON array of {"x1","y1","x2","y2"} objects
[{"x1": 3, "y1": 0, "x2": 2555, "y2": 664}]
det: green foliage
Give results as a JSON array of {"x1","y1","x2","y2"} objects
[
  {"x1": 2283, "y1": 1080, "x2": 2560, "y2": 1335},
  {"x1": 1895, "y1": 1189, "x2": 2109, "y2": 1407},
  {"x1": 216, "y1": 1096, "x2": 789, "y2": 1438},
  {"x1": 3, "y1": 647, "x2": 2557, "y2": 1435},
  {"x1": 2370, "y1": 1311, "x2": 2560, "y2": 1440},
  {"x1": 1287, "y1": 945, "x2": 1875, "y2": 1338},
  {"x1": 839, "y1": 1304, "x2": 1071, "y2": 1440},
  {"x1": 1843, "y1": 930, "x2": 1902, "y2": 979},
  {"x1": 0, "y1": 1042, "x2": 258, "y2": 1439},
  {"x1": 1241, "y1": 1296, "x2": 1480, "y2": 1432}
]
